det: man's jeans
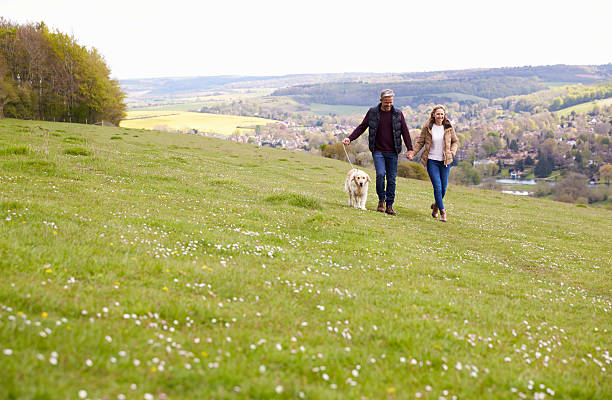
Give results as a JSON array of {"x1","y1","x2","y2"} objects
[
  {"x1": 427, "y1": 159, "x2": 451, "y2": 210},
  {"x1": 372, "y1": 151, "x2": 398, "y2": 207}
]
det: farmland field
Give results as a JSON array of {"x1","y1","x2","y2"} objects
[
  {"x1": 128, "y1": 103, "x2": 208, "y2": 112},
  {"x1": 554, "y1": 98, "x2": 612, "y2": 116},
  {"x1": 120, "y1": 111, "x2": 277, "y2": 135}
]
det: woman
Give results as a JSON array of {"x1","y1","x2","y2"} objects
[{"x1": 411, "y1": 105, "x2": 458, "y2": 222}]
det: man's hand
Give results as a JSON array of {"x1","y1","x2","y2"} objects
[
  {"x1": 406, "y1": 150, "x2": 414, "y2": 160},
  {"x1": 342, "y1": 138, "x2": 350, "y2": 146}
]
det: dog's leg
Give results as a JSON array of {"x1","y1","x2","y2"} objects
[{"x1": 359, "y1": 196, "x2": 366, "y2": 210}]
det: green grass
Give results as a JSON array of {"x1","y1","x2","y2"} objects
[
  {"x1": 0, "y1": 118, "x2": 610, "y2": 399},
  {"x1": 545, "y1": 82, "x2": 578, "y2": 88},
  {"x1": 554, "y1": 98, "x2": 612, "y2": 116},
  {"x1": 0, "y1": 144, "x2": 29, "y2": 156},
  {"x1": 63, "y1": 147, "x2": 92, "y2": 156}
]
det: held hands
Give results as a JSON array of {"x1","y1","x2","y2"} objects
[
  {"x1": 406, "y1": 150, "x2": 414, "y2": 160},
  {"x1": 342, "y1": 138, "x2": 350, "y2": 146}
]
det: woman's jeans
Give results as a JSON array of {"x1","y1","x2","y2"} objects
[
  {"x1": 427, "y1": 159, "x2": 451, "y2": 210},
  {"x1": 372, "y1": 151, "x2": 398, "y2": 207}
]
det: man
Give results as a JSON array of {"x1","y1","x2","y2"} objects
[{"x1": 343, "y1": 89, "x2": 414, "y2": 215}]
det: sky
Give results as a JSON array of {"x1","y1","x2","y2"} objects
[{"x1": 2, "y1": 0, "x2": 612, "y2": 80}]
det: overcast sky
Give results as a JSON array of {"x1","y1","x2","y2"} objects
[{"x1": 3, "y1": 0, "x2": 611, "y2": 79}]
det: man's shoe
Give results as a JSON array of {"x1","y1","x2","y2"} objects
[
  {"x1": 377, "y1": 201, "x2": 386, "y2": 212},
  {"x1": 385, "y1": 206, "x2": 397, "y2": 216},
  {"x1": 431, "y1": 203, "x2": 438, "y2": 218}
]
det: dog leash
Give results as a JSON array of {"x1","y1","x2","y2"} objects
[{"x1": 342, "y1": 143, "x2": 355, "y2": 170}]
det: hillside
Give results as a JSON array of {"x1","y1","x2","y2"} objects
[
  {"x1": 120, "y1": 64, "x2": 612, "y2": 107},
  {"x1": 0, "y1": 119, "x2": 611, "y2": 399}
]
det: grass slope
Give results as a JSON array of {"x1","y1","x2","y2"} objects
[
  {"x1": 0, "y1": 119, "x2": 610, "y2": 400},
  {"x1": 554, "y1": 98, "x2": 612, "y2": 116}
]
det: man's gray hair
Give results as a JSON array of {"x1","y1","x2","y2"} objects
[{"x1": 380, "y1": 89, "x2": 394, "y2": 98}]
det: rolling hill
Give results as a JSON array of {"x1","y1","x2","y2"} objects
[
  {"x1": 0, "y1": 118, "x2": 610, "y2": 399},
  {"x1": 121, "y1": 64, "x2": 612, "y2": 109}
]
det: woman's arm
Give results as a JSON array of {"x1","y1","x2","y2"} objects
[
  {"x1": 412, "y1": 126, "x2": 427, "y2": 154},
  {"x1": 450, "y1": 127, "x2": 459, "y2": 156}
]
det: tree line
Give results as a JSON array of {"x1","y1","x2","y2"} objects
[
  {"x1": 272, "y1": 77, "x2": 547, "y2": 107},
  {"x1": 493, "y1": 82, "x2": 612, "y2": 113},
  {"x1": 0, "y1": 19, "x2": 126, "y2": 124}
]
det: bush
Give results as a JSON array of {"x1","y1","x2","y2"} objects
[
  {"x1": 397, "y1": 161, "x2": 428, "y2": 181},
  {"x1": 533, "y1": 181, "x2": 553, "y2": 197},
  {"x1": 576, "y1": 197, "x2": 589, "y2": 205},
  {"x1": 322, "y1": 142, "x2": 354, "y2": 162},
  {"x1": 450, "y1": 161, "x2": 481, "y2": 185},
  {"x1": 480, "y1": 177, "x2": 501, "y2": 190},
  {"x1": 553, "y1": 173, "x2": 588, "y2": 203},
  {"x1": 588, "y1": 186, "x2": 610, "y2": 203}
]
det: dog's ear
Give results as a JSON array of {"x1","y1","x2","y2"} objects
[{"x1": 366, "y1": 175, "x2": 371, "y2": 183}]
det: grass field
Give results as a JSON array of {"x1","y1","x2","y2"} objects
[
  {"x1": 127, "y1": 88, "x2": 275, "y2": 110},
  {"x1": 545, "y1": 82, "x2": 578, "y2": 89},
  {"x1": 554, "y1": 98, "x2": 612, "y2": 116},
  {"x1": 0, "y1": 118, "x2": 610, "y2": 399},
  {"x1": 128, "y1": 104, "x2": 208, "y2": 112},
  {"x1": 120, "y1": 111, "x2": 277, "y2": 135}
]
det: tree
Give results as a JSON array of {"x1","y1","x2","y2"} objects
[
  {"x1": 475, "y1": 162, "x2": 499, "y2": 177},
  {"x1": 600, "y1": 163, "x2": 612, "y2": 185},
  {"x1": 451, "y1": 161, "x2": 481, "y2": 185},
  {"x1": 574, "y1": 151, "x2": 583, "y2": 167},
  {"x1": 0, "y1": 57, "x2": 16, "y2": 118},
  {"x1": 539, "y1": 138, "x2": 557, "y2": 157},
  {"x1": 482, "y1": 136, "x2": 503, "y2": 156},
  {"x1": 594, "y1": 122, "x2": 610, "y2": 135},
  {"x1": 534, "y1": 154, "x2": 553, "y2": 178},
  {"x1": 0, "y1": 20, "x2": 125, "y2": 124}
]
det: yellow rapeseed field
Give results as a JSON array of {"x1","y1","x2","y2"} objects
[{"x1": 120, "y1": 111, "x2": 277, "y2": 135}]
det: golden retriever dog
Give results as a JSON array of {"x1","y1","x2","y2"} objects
[{"x1": 345, "y1": 168, "x2": 371, "y2": 210}]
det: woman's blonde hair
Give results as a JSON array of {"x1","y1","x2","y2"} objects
[{"x1": 426, "y1": 104, "x2": 451, "y2": 128}]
